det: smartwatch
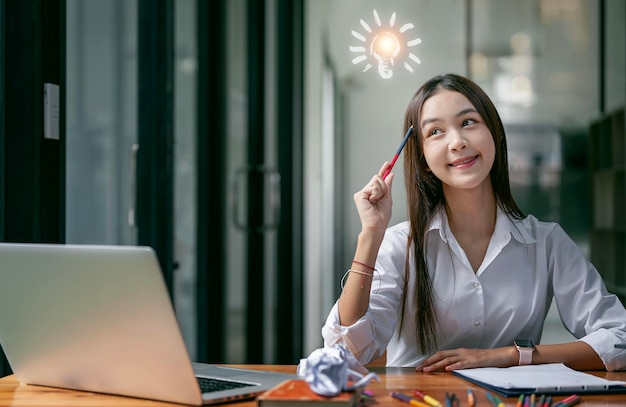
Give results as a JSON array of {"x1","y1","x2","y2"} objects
[{"x1": 514, "y1": 339, "x2": 535, "y2": 365}]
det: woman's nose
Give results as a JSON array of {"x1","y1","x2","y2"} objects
[{"x1": 448, "y1": 129, "x2": 468, "y2": 151}]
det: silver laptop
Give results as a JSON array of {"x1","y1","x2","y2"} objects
[{"x1": 0, "y1": 243, "x2": 296, "y2": 405}]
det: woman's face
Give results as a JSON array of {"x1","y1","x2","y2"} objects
[{"x1": 419, "y1": 89, "x2": 495, "y2": 193}]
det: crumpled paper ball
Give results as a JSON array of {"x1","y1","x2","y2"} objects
[{"x1": 296, "y1": 344, "x2": 380, "y2": 397}]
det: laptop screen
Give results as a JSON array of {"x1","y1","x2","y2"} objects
[{"x1": 0, "y1": 243, "x2": 205, "y2": 405}]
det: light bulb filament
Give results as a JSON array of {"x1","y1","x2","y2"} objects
[{"x1": 371, "y1": 32, "x2": 400, "y2": 58}]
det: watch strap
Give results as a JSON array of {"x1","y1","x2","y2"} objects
[{"x1": 517, "y1": 346, "x2": 533, "y2": 365}]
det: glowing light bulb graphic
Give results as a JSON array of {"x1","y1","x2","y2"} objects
[
  {"x1": 350, "y1": 10, "x2": 422, "y2": 80},
  {"x1": 370, "y1": 31, "x2": 401, "y2": 79}
]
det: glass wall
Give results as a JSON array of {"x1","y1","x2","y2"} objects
[{"x1": 66, "y1": 0, "x2": 200, "y2": 358}]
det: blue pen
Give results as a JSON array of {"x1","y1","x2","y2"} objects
[
  {"x1": 445, "y1": 392, "x2": 459, "y2": 407},
  {"x1": 486, "y1": 392, "x2": 498, "y2": 407}
]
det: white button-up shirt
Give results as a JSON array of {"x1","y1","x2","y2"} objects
[{"x1": 322, "y1": 207, "x2": 626, "y2": 370}]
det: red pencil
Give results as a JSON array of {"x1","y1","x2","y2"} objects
[{"x1": 382, "y1": 126, "x2": 413, "y2": 180}]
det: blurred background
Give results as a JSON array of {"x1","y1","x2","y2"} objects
[{"x1": 3, "y1": 0, "x2": 623, "y2": 367}]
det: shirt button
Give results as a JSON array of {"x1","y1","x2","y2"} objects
[
  {"x1": 473, "y1": 321, "x2": 481, "y2": 327},
  {"x1": 473, "y1": 282, "x2": 480, "y2": 289}
]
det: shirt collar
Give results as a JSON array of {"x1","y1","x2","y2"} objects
[
  {"x1": 427, "y1": 205, "x2": 535, "y2": 245},
  {"x1": 427, "y1": 206, "x2": 447, "y2": 242}
]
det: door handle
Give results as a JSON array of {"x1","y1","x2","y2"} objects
[{"x1": 128, "y1": 143, "x2": 139, "y2": 228}]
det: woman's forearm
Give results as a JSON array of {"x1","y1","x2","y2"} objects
[
  {"x1": 533, "y1": 341, "x2": 605, "y2": 370},
  {"x1": 337, "y1": 230, "x2": 384, "y2": 326}
]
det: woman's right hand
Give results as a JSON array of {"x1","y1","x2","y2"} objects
[{"x1": 353, "y1": 162, "x2": 394, "y2": 236}]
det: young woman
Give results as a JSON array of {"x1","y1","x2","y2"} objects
[{"x1": 322, "y1": 73, "x2": 626, "y2": 371}]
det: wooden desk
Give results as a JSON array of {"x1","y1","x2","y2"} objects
[{"x1": 1, "y1": 365, "x2": 626, "y2": 406}]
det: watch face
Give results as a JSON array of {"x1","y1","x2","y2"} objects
[{"x1": 515, "y1": 339, "x2": 534, "y2": 348}]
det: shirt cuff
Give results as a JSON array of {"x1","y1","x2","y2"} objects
[
  {"x1": 579, "y1": 328, "x2": 626, "y2": 371},
  {"x1": 322, "y1": 303, "x2": 378, "y2": 363}
]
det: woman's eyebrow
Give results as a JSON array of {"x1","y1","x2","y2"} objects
[
  {"x1": 420, "y1": 108, "x2": 478, "y2": 129},
  {"x1": 457, "y1": 107, "x2": 478, "y2": 117},
  {"x1": 420, "y1": 117, "x2": 438, "y2": 129}
]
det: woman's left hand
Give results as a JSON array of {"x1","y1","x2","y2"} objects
[{"x1": 415, "y1": 347, "x2": 517, "y2": 372}]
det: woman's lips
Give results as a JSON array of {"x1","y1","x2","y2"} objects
[{"x1": 449, "y1": 155, "x2": 478, "y2": 167}]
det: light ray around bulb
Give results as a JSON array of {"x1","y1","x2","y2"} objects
[
  {"x1": 399, "y1": 23, "x2": 414, "y2": 33},
  {"x1": 407, "y1": 38, "x2": 422, "y2": 46},
  {"x1": 352, "y1": 55, "x2": 367, "y2": 65},
  {"x1": 373, "y1": 10, "x2": 381, "y2": 26},
  {"x1": 408, "y1": 53, "x2": 422, "y2": 64},
  {"x1": 360, "y1": 20, "x2": 372, "y2": 33},
  {"x1": 351, "y1": 30, "x2": 366, "y2": 42}
]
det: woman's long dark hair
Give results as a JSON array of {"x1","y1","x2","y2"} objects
[{"x1": 400, "y1": 73, "x2": 524, "y2": 354}]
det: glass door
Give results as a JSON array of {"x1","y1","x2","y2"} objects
[
  {"x1": 66, "y1": 0, "x2": 138, "y2": 246},
  {"x1": 224, "y1": 0, "x2": 281, "y2": 363},
  {"x1": 221, "y1": 0, "x2": 304, "y2": 363}
]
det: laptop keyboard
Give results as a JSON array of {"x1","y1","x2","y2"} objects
[{"x1": 196, "y1": 377, "x2": 255, "y2": 394}]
